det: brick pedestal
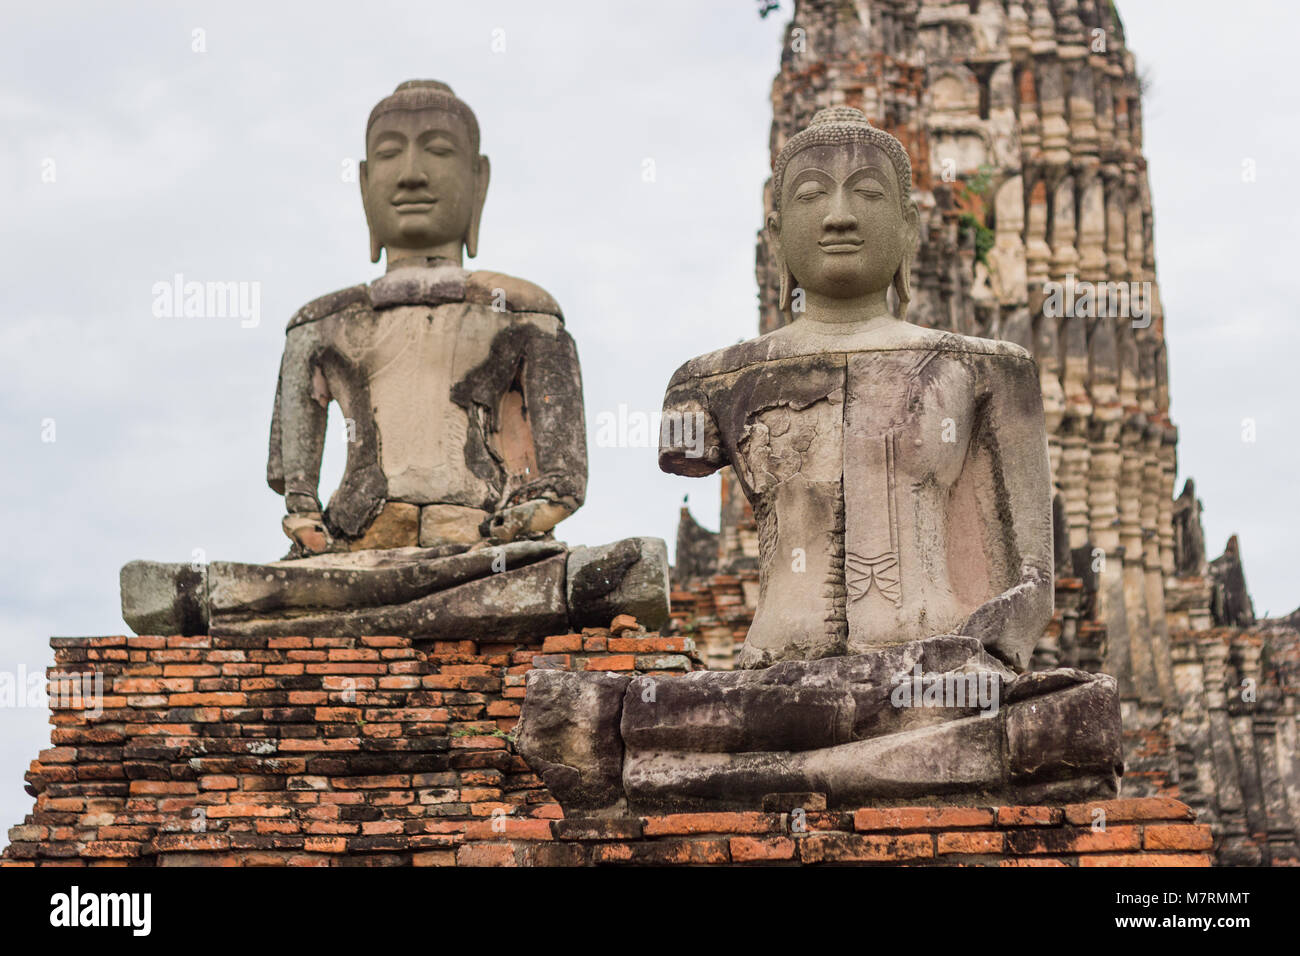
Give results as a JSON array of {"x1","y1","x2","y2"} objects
[{"x1": 2, "y1": 627, "x2": 1208, "y2": 867}]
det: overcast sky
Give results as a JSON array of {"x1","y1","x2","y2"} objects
[{"x1": 1, "y1": 0, "x2": 1296, "y2": 831}]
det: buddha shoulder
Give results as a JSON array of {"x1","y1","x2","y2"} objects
[
  {"x1": 666, "y1": 331, "x2": 795, "y2": 389},
  {"x1": 915, "y1": 327, "x2": 1034, "y2": 362},
  {"x1": 466, "y1": 271, "x2": 564, "y2": 321},
  {"x1": 286, "y1": 284, "x2": 370, "y2": 332},
  {"x1": 666, "y1": 323, "x2": 1034, "y2": 390}
]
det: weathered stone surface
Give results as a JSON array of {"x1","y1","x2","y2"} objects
[
  {"x1": 211, "y1": 551, "x2": 570, "y2": 641},
  {"x1": 207, "y1": 540, "x2": 563, "y2": 616},
  {"x1": 673, "y1": 501, "x2": 719, "y2": 584},
  {"x1": 519, "y1": 636, "x2": 1121, "y2": 814},
  {"x1": 124, "y1": 533, "x2": 671, "y2": 642},
  {"x1": 120, "y1": 561, "x2": 208, "y2": 636},
  {"x1": 349, "y1": 501, "x2": 420, "y2": 551},
  {"x1": 567, "y1": 537, "x2": 670, "y2": 632},
  {"x1": 1209, "y1": 535, "x2": 1255, "y2": 628},
  {"x1": 1005, "y1": 675, "x2": 1123, "y2": 783},
  {"x1": 515, "y1": 670, "x2": 630, "y2": 812},
  {"x1": 620, "y1": 636, "x2": 1011, "y2": 754}
]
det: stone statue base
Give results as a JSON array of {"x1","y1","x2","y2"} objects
[
  {"x1": 120, "y1": 536, "x2": 669, "y2": 641},
  {"x1": 517, "y1": 635, "x2": 1122, "y2": 814}
]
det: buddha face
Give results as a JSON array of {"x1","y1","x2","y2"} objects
[
  {"x1": 770, "y1": 141, "x2": 915, "y2": 303},
  {"x1": 360, "y1": 108, "x2": 489, "y2": 262}
]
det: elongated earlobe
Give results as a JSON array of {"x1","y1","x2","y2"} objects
[
  {"x1": 466, "y1": 155, "x2": 491, "y2": 260},
  {"x1": 893, "y1": 207, "x2": 918, "y2": 320},
  {"x1": 360, "y1": 160, "x2": 382, "y2": 264},
  {"x1": 769, "y1": 212, "x2": 795, "y2": 317},
  {"x1": 893, "y1": 258, "x2": 912, "y2": 321}
]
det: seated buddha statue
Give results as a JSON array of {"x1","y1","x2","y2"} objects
[
  {"x1": 270, "y1": 79, "x2": 582, "y2": 556},
  {"x1": 119, "y1": 81, "x2": 667, "y2": 640},
  {"x1": 516, "y1": 108, "x2": 1120, "y2": 813},
  {"x1": 659, "y1": 105, "x2": 1052, "y2": 672}
]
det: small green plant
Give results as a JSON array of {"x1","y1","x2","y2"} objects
[
  {"x1": 449, "y1": 726, "x2": 514, "y2": 740},
  {"x1": 958, "y1": 212, "x2": 995, "y2": 267}
]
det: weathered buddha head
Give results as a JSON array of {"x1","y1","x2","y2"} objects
[
  {"x1": 768, "y1": 106, "x2": 919, "y2": 319},
  {"x1": 360, "y1": 80, "x2": 491, "y2": 266}
]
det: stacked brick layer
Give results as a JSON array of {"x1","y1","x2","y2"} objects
[
  {"x1": 5, "y1": 627, "x2": 1207, "y2": 867},
  {"x1": 512, "y1": 800, "x2": 1210, "y2": 868},
  {"x1": 2, "y1": 620, "x2": 697, "y2": 866}
]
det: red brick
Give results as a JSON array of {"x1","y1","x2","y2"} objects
[
  {"x1": 582, "y1": 655, "x2": 635, "y2": 672},
  {"x1": 591, "y1": 839, "x2": 729, "y2": 865},
  {"x1": 152, "y1": 833, "x2": 232, "y2": 852},
  {"x1": 412, "y1": 850, "x2": 457, "y2": 866},
  {"x1": 129, "y1": 781, "x2": 197, "y2": 795},
  {"x1": 642, "y1": 812, "x2": 778, "y2": 836},
  {"x1": 80, "y1": 841, "x2": 142, "y2": 858},
  {"x1": 162, "y1": 665, "x2": 220, "y2": 677},
  {"x1": 1063, "y1": 797, "x2": 1194, "y2": 826},
  {"x1": 456, "y1": 843, "x2": 517, "y2": 867},
  {"x1": 327, "y1": 649, "x2": 380, "y2": 662},
  {"x1": 996, "y1": 805, "x2": 1061, "y2": 826},
  {"x1": 268, "y1": 637, "x2": 311, "y2": 649},
  {"x1": 1143, "y1": 824, "x2": 1212, "y2": 851},
  {"x1": 541, "y1": 634, "x2": 583, "y2": 653},
  {"x1": 999, "y1": 857, "x2": 1069, "y2": 867},
  {"x1": 169, "y1": 692, "x2": 245, "y2": 707},
  {"x1": 113, "y1": 677, "x2": 193, "y2": 694},
  {"x1": 465, "y1": 818, "x2": 553, "y2": 841},
  {"x1": 303, "y1": 837, "x2": 346, "y2": 853},
  {"x1": 1007, "y1": 825, "x2": 1140, "y2": 855},
  {"x1": 360, "y1": 636, "x2": 406, "y2": 648},
  {"x1": 1080, "y1": 853, "x2": 1211, "y2": 867},
  {"x1": 305, "y1": 663, "x2": 387, "y2": 675},
  {"x1": 855, "y1": 807, "x2": 994, "y2": 831},
  {"x1": 608, "y1": 637, "x2": 691, "y2": 652},
  {"x1": 937, "y1": 831, "x2": 1005, "y2": 855},
  {"x1": 730, "y1": 836, "x2": 796, "y2": 862},
  {"x1": 799, "y1": 832, "x2": 933, "y2": 863}
]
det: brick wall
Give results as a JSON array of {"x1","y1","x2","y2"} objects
[{"x1": 3, "y1": 620, "x2": 1208, "y2": 867}]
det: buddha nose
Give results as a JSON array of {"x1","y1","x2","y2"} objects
[
  {"x1": 398, "y1": 155, "x2": 428, "y2": 190},
  {"x1": 824, "y1": 190, "x2": 857, "y2": 231}
]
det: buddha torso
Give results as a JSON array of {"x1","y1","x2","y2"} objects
[
  {"x1": 336, "y1": 300, "x2": 545, "y2": 508},
  {"x1": 270, "y1": 262, "x2": 583, "y2": 541},
  {"x1": 662, "y1": 318, "x2": 1042, "y2": 668}
]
